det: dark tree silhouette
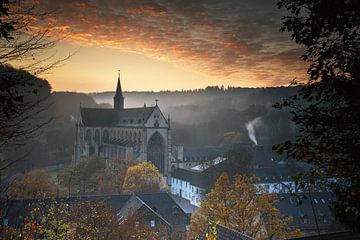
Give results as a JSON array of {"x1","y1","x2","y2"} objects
[
  {"x1": 0, "y1": 0, "x2": 72, "y2": 187},
  {"x1": 273, "y1": 0, "x2": 360, "y2": 231}
]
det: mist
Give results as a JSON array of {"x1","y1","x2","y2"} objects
[{"x1": 245, "y1": 117, "x2": 262, "y2": 145}]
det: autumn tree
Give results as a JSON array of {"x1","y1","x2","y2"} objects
[
  {"x1": 96, "y1": 156, "x2": 136, "y2": 194},
  {"x1": 7, "y1": 169, "x2": 58, "y2": 199},
  {"x1": 273, "y1": 0, "x2": 360, "y2": 230},
  {"x1": 57, "y1": 156, "x2": 105, "y2": 194},
  {"x1": 122, "y1": 161, "x2": 168, "y2": 193},
  {"x1": 67, "y1": 201, "x2": 119, "y2": 240},
  {"x1": 188, "y1": 173, "x2": 301, "y2": 240},
  {"x1": 16, "y1": 200, "x2": 75, "y2": 240}
]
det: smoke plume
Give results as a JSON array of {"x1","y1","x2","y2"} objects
[{"x1": 245, "y1": 117, "x2": 262, "y2": 145}]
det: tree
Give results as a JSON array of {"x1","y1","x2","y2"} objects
[
  {"x1": 57, "y1": 156, "x2": 105, "y2": 194},
  {"x1": 16, "y1": 200, "x2": 75, "y2": 240},
  {"x1": 96, "y1": 156, "x2": 136, "y2": 194},
  {"x1": 7, "y1": 169, "x2": 58, "y2": 199},
  {"x1": 188, "y1": 173, "x2": 301, "y2": 240},
  {"x1": 68, "y1": 201, "x2": 119, "y2": 240},
  {"x1": 273, "y1": 0, "x2": 360, "y2": 230},
  {"x1": 0, "y1": 0, "x2": 71, "y2": 185},
  {"x1": 122, "y1": 161, "x2": 168, "y2": 193}
]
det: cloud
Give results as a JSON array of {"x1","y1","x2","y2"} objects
[{"x1": 35, "y1": 0, "x2": 308, "y2": 86}]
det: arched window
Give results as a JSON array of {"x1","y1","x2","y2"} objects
[
  {"x1": 85, "y1": 129, "x2": 92, "y2": 144},
  {"x1": 147, "y1": 132, "x2": 165, "y2": 174},
  {"x1": 102, "y1": 130, "x2": 109, "y2": 143},
  {"x1": 94, "y1": 129, "x2": 100, "y2": 143}
]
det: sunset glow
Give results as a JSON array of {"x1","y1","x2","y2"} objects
[{"x1": 33, "y1": 0, "x2": 308, "y2": 92}]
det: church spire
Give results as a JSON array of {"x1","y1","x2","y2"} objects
[
  {"x1": 114, "y1": 70, "x2": 124, "y2": 111},
  {"x1": 115, "y1": 70, "x2": 122, "y2": 94}
]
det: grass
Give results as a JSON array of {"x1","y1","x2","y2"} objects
[{"x1": 47, "y1": 168, "x2": 61, "y2": 182}]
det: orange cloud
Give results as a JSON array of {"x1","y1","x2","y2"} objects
[{"x1": 31, "y1": 0, "x2": 308, "y2": 87}]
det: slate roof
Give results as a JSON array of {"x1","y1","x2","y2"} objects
[
  {"x1": 183, "y1": 146, "x2": 225, "y2": 162},
  {"x1": 171, "y1": 168, "x2": 209, "y2": 189},
  {"x1": 276, "y1": 192, "x2": 346, "y2": 235},
  {"x1": 80, "y1": 108, "x2": 117, "y2": 126},
  {"x1": 138, "y1": 192, "x2": 190, "y2": 230},
  {"x1": 201, "y1": 223, "x2": 254, "y2": 240},
  {"x1": 80, "y1": 106, "x2": 155, "y2": 127},
  {"x1": 172, "y1": 148, "x2": 305, "y2": 191},
  {"x1": 216, "y1": 224, "x2": 254, "y2": 240},
  {"x1": 170, "y1": 194, "x2": 198, "y2": 214},
  {"x1": 288, "y1": 231, "x2": 360, "y2": 240},
  {"x1": 252, "y1": 165, "x2": 304, "y2": 183}
]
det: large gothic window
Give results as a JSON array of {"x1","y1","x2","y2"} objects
[
  {"x1": 94, "y1": 129, "x2": 100, "y2": 144},
  {"x1": 102, "y1": 130, "x2": 109, "y2": 143},
  {"x1": 147, "y1": 132, "x2": 165, "y2": 174},
  {"x1": 85, "y1": 129, "x2": 92, "y2": 144}
]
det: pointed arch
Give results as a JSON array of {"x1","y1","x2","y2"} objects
[{"x1": 147, "y1": 131, "x2": 165, "y2": 174}]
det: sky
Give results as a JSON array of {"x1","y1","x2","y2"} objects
[{"x1": 32, "y1": 0, "x2": 308, "y2": 92}]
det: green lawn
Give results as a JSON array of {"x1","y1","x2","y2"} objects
[{"x1": 46, "y1": 168, "x2": 61, "y2": 182}]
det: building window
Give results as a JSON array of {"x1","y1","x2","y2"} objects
[{"x1": 150, "y1": 220, "x2": 156, "y2": 228}]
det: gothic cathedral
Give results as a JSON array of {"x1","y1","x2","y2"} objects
[{"x1": 74, "y1": 73, "x2": 171, "y2": 176}]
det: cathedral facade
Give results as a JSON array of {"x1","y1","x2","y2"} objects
[{"x1": 74, "y1": 74, "x2": 171, "y2": 176}]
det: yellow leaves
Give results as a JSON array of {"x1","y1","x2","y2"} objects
[
  {"x1": 188, "y1": 173, "x2": 302, "y2": 240},
  {"x1": 122, "y1": 161, "x2": 166, "y2": 193}
]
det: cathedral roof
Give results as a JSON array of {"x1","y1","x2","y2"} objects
[
  {"x1": 80, "y1": 106, "x2": 156, "y2": 127},
  {"x1": 117, "y1": 106, "x2": 155, "y2": 123},
  {"x1": 80, "y1": 108, "x2": 117, "y2": 126}
]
